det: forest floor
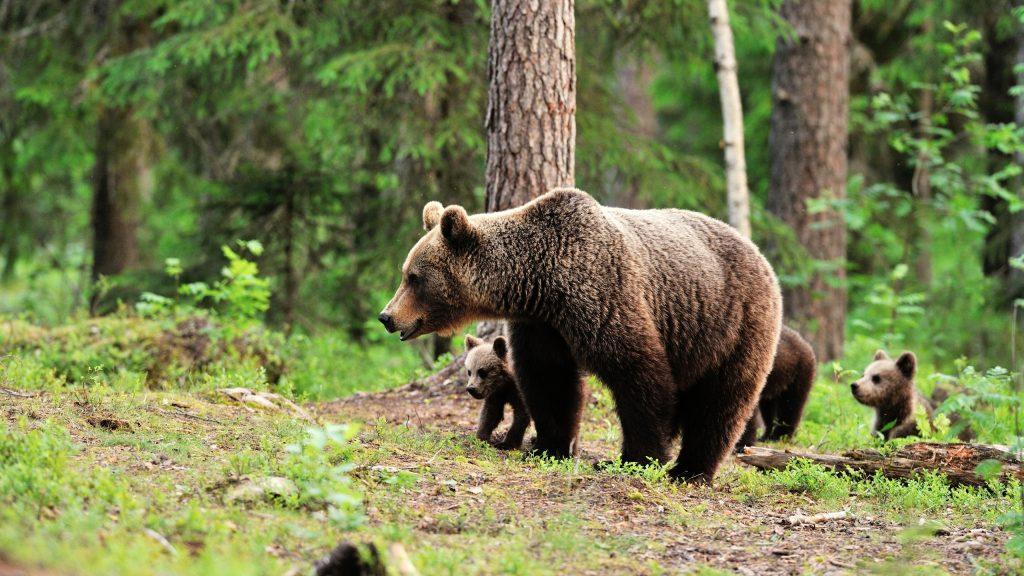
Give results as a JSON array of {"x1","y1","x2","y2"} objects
[{"x1": 0, "y1": 365, "x2": 1019, "y2": 575}]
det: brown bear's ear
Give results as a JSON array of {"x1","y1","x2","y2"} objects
[
  {"x1": 896, "y1": 352, "x2": 917, "y2": 379},
  {"x1": 440, "y1": 205, "x2": 477, "y2": 247},
  {"x1": 492, "y1": 337, "x2": 508, "y2": 360},
  {"x1": 465, "y1": 334, "x2": 483, "y2": 350},
  {"x1": 873, "y1": 349, "x2": 890, "y2": 361},
  {"x1": 423, "y1": 201, "x2": 444, "y2": 231}
]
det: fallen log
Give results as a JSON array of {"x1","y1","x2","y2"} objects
[{"x1": 736, "y1": 442, "x2": 1023, "y2": 488}]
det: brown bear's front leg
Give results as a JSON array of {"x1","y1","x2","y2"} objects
[
  {"x1": 476, "y1": 395, "x2": 506, "y2": 443},
  {"x1": 494, "y1": 386, "x2": 531, "y2": 450},
  {"x1": 508, "y1": 320, "x2": 584, "y2": 458}
]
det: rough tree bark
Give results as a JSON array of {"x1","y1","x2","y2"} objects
[
  {"x1": 485, "y1": 0, "x2": 575, "y2": 213},
  {"x1": 708, "y1": 0, "x2": 750, "y2": 237},
  {"x1": 413, "y1": 0, "x2": 576, "y2": 389},
  {"x1": 767, "y1": 0, "x2": 851, "y2": 361}
]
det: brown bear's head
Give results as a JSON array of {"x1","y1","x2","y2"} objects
[
  {"x1": 378, "y1": 201, "x2": 484, "y2": 340},
  {"x1": 851, "y1": 349, "x2": 916, "y2": 408},
  {"x1": 464, "y1": 335, "x2": 511, "y2": 399}
]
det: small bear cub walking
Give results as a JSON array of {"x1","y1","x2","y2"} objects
[
  {"x1": 851, "y1": 350, "x2": 932, "y2": 440},
  {"x1": 464, "y1": 335, "x2": 531, "y2": 450}
]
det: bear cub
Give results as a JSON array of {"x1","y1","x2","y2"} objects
[
  {"x1": 852, "y1": 349, "x2": 974, "y2": 441},
  {"x1": 735, "y1": 325, "x2": 816, "y2": 451},
  {"x1": 464, "y1": 335, "x2": 531, "y2": 450}
]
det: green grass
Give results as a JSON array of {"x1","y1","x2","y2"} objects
[{"x1": 1, "y1": 314, "x2": 1022, "y2": 574}]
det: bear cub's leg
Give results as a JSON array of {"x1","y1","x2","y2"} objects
[
  {"x1": 493, "y1": 386, "x2": 531, "y2": 450},
  {"x1": 476, "y1": 395, "x2": 507, "y2": 443}
]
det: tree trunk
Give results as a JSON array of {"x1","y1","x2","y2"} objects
[
  {"x1": 485, "y1": 0, "x2": 575, "y2": 212},
  {"x1": 708, "y1": 0, "x2": 750, "y2": 237},
  {"x1": 414, "y1": 0, "x2": 576, "y2": 390},
  {"x1": 1011, "y1": 12, "x2": 1024, "y2": 296},
  {"x1": 607, "y1": 54, "x2": 656, "y2": 209},
  {"x1": 91, "y1": 106, "x2": 151, "y2": 280},
  {"x1": 767, "y1": 0, "x2": 851, "y2": 361}
]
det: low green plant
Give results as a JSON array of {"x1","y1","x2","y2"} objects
[{"x1": 283, "y1": 424, "x2": 365, "y2": 528}]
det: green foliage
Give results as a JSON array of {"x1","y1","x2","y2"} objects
[{"x1": 282, "y1": 424, "x2": 364, "y2": 528}]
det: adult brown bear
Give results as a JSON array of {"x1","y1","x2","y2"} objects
[{"x1": 379, "y1": 189, "x2": 782, "y2": 483}]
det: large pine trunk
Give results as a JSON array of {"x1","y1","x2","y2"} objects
[
  {"x1": 767, "y1": 0, "x2": 851, "y2": 361},
  {"x1": 412, "y1": 0, "x2": 576, "y2": 389},
  {"x1": 485, "y1": 0, "x2": 575, "y2": 212}
]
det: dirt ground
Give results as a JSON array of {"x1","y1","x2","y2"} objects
[{"x1": 316, "y1": 379, "x2": 1014, "y2": 575}]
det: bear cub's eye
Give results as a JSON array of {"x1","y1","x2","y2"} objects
[
  {"x1": 478, "y1": 369, "x2": 488, "y2": 378},
  {"x1": 871, "y1": 375, "x2": 881, "y2": 384},
  {"x1": 467, "y1": 369, "x2": 472, "y2": 377}
]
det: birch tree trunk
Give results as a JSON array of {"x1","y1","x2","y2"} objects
[{"x1": 708, "y1": 0, "x2": 750, "y2": 237}]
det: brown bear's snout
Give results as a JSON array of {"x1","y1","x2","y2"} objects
[
  {"x1": 378, "y1": 312, "x2": 396, "y2": 333},
  {"x1": 850, "y1": 382, "x2": 859, "y2": 394},
  {"x1": 466, "y1": 385, "x2": 484, "y2": 399}
]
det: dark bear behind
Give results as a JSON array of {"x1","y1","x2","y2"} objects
[{"x1": 735, "y1": 325, "x2": 816, "y2": 451}]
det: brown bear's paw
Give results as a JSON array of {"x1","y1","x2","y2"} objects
[
  {"x1": 491, "y1": 435, "x2": 523, "y2": 451},
  {"x1": 668, "y1": 466, "x2": 713, "y2": 486}
]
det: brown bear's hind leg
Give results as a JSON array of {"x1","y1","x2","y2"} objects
[
  {"x1": 508, "y1": 321, "x2": 584, "y2": 458},
  {"x1": 671, "y1": 356, "x2": 768, "y2": 484}
]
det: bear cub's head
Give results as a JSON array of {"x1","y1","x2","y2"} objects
[
  {"x1": 464, "y1": 335, "x2": 512, "y2": 400},
  {"x1": 851, "y1": 349, "x2": 917, "y2": 408},
  {"x1": 378, "y1": 201, "x2": 482, "y2": 341}
]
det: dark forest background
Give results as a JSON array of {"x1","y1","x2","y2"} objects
[{"x1": 2, "y1": 0, "x2": 1024, "y2": 376}]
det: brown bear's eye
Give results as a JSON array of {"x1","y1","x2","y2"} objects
[
  {"x1": 407, "y1": 272, "x2": 420, "y2": 286},
  {"x1": 478, "y1": 369, "x2": 488, "y2": 378},
  {"x1": 871, "y1": 375, "x2": 881, "y2": 384}
]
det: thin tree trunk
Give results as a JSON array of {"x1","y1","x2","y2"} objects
[
  {"x1": 1010, "y1": 12, "x2": 1024, "y2": 295},
  {"x1": 767, "y1": 0, "x2": 851, "y2": 361},
  {"x1": 282, "y1": 183, "x2": 297, "y2": 334},
  {"x1": 91, "y1": 106, "x2": 148, "y2": 280},
  {"x1": 708, "y1": 0, "x2": 750, "y2": 237},
  {"x1": 1, "y1": 151, "x2": 17, "y2": 281},
  {"x1": 485, "y1": 0, "x2": 575, "y2": 212},
  {"x1": 913, "y1": 86, "x2": 933, "y2": 286}
]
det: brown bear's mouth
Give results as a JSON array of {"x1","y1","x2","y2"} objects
[{"x1": 399, "y1": 319, "x2": 424, "y2": 341}]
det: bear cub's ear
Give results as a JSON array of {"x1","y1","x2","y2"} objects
[
  {"x1": 465, "y1": 334, "x2": 483, "y2": 350},
  {"x1": 895, "y1": 351, "x2": 916, "y2": 379},
  {"x1": 423, "y1": 201, "x2": 444, "y2": 231},
  {"x1": 492, "y1": 337, "x2": 508, "y2": 360},
  {"x1": 440, "y1": 205, "x2": 477, "y2": 246},
  {"x1": 873, "y1": 349, "x2": 890, "y2": 361}
]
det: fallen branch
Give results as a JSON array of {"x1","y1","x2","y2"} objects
[{"x1": 737, "y1": 442, "x2": 1023, "y2": 488}]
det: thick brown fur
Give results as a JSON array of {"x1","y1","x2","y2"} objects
[
  {"x1": 852, "y1": 350, "x2": 974, "y2": 441},
  {"x1": 464, "y1": 335, "x2": 531, "y2": 450},
  {"x1": 851, "y1": 350, "x2": 934, "y2": 440},
  {"x1": 381, "y1": 189, "x2": 783, "y2": 483},
  {"x1": 735, "y1": 325, "x2": 816, "y2": 451}
]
